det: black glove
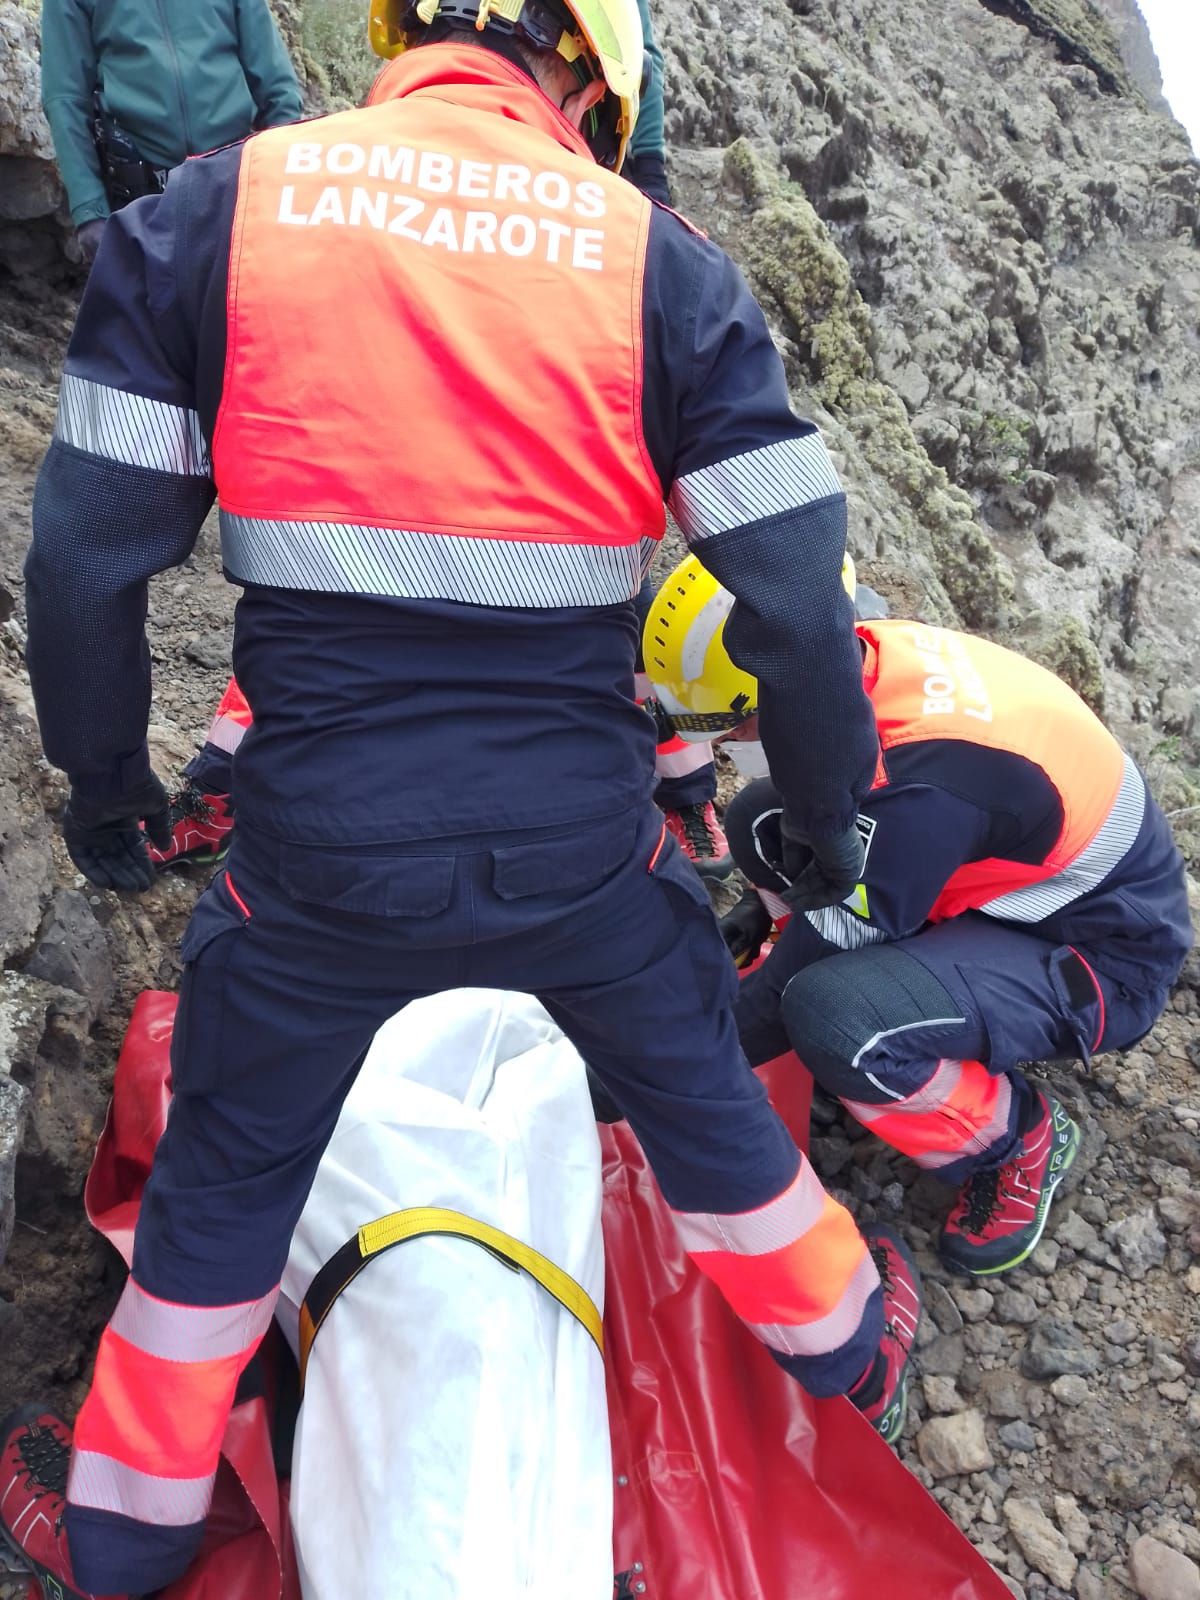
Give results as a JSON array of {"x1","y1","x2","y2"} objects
[
  {"x1": 76, "y1": 218, "x2": 106, "y2": 266},
  {"x1": 719, "y1": 890, "x2": 773, "y2": 968},
  {"x1": 62, "y1": 774, "x2": 172, "y2": 892},
  {"x1": 780, "y1": 814, "x2": 866, "y2": 912},
  {"x1": 623, "y1": 151, "x2": 672, "y2": 206}
]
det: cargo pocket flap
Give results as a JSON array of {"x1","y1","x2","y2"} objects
[
  {"x1": 493, "y1": 815, "x2": 636, "y2": 899},
  {"x1": 279, "y1": 846, "x2": 454, "y2": 918}
]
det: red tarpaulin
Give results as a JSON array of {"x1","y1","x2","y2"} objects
[{"x1": 68, "y1": 991, "x2": 1006, "y2": 1600}]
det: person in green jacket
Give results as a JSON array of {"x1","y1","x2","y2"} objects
[
  {"x1": 623, "y1": 0, "x2": 669, "y2": 202},
  {"x1": 41, "y1": 0, "x2": 303, "y2": 262}
]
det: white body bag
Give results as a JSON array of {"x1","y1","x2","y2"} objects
[{"x1": 275, "y1": 989, "x2": 611, "y2": 1600}]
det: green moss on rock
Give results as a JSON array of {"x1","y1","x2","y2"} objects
[
  {"x1": 1012, "y1": 613, "x2": 1106, "y2": 712},
  {"x1": 724, "y1": 140, "x2": 1014, "y2": 632}
]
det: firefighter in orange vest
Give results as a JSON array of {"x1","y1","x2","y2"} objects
[
  {"x1": 14, "y1": 2, "x2": 923, "y2": 1594},
  {"x1": 645, "y1": 557, "x2": 1192, "y2": 1277}
]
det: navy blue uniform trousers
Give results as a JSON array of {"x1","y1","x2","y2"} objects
[{"x1": 136, "y1": 803, "x2": 879, "y2": 1365}]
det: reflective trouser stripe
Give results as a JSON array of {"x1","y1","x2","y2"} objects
[
  {"x1": 205, "y1": 677, "x2": 254, "y2": 754},
  {"x1": 654, "y1": 733, "x2": 715, "y2": 779},
  {"x1": 68, "y1": 1278, "x2": 278, "y2": 1527},
  {"x1": 755, "y1": 885, "x2": 792, "y2": 924},
  {"x1": 844, "y1": 1058, "x2": 1013, "y2": 1170},
  {"x1": 634, "y1": 677, "x2": 715, "y2": 779},
  {"x1": 673, "y1": 1157, "x2": 877, "y2": 1357},
  {"x1": 68, "y1": 1452, "x2": 213, "y2": 1527}
]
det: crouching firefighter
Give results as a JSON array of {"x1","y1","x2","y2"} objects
[
  {"x1": 645, "y1": 558, "x2": 1192, "y2": 1278},
  {"x1": 20, "y1": 1, "x2": 922, "y2": 1594}
]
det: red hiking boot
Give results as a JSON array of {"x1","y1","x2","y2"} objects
[
  {"x1": 0, "y1": 1406, "x2": 125, "y2": 1600},
  {"x1": 145, "y1": 780, "x2": 234, "y2": 869},
  {"x1": 663, "y1": 802, "x2": 733, "y2": 880},
  {"x1": 939, "y1": 1091, "x2": 1080, "y2": 1276},
  {"x1": 848, "y1": 1227, "x2": 922, "y2": 1445}
]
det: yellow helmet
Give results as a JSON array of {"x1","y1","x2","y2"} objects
[
  {"x1": 643, "y1": 553, "x2": 859, "y2": 740},
  {"x1": 368, "y1": 0, "x2": 643, "y2": 170}
]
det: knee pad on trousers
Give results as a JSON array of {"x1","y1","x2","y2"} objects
[
  {"x1": 780, "y1": 945, "x2": 962, "y2": 1102},
  {"x1": 723, "y1": 777, "x2": 786, "y2": 890}
]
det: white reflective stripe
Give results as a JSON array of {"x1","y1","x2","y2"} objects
[
  {"x1": 109, "y1": 1278, "x2": 278, "y2": 1362},
  {"x1": 849, "y1": 1058, "x2": 962, "y2": 1124},
  {"x1": 673, "y1": 1161, "x2": 827, "y2": 1258},
  {"x1": 757, "y1": 886, "x2": 791, "y2": 921},
  {"x1": 980, "y1": 753, "x2": 1145, "y2": 922},
  {"x1": 668, "y1": 434, "x2": 843, "y2": 543},
  {"x1": 221, "y1": 512, "x2": 657, "y2": 609},
  {"x1": 804, "y1": 904, "x2": 889, "y2": 950},
  {"x1": 850, "y1": 1015, "x2": 967, "y2": 1075},
  {"x1": 206, "y1": 710, "x2": 249, "y2": 754},
  {"x1": 654, "y1": 740, "x2": 714, "y2": 778},
  {"x1": 747, "y1": 1248, "x2": 880, "y2": 1358},
  {"x1": 845, "y1": 1061, "x2": 1015, "y2": 1170},
  {"x1": 56, "y1": 374, "x2": 210, "y2": 476},
  {"x1": 68, "y1": 1451, "x2": 214, "y2": 1527}
]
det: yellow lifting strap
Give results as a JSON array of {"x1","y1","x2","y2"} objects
[{"x1": 297, "y1": 1204, "x2": 604, "y2": 1391}]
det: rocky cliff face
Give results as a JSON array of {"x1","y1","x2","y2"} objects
[
  {"x1": 1091, "y1": 0, "x2": 1171, "y2": 118},
  {"x1": 659, "y1": 0, "x2": 1200, "y2": 793}
]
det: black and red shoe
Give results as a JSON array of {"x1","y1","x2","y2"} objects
[
  {"x1": 0, "y1": 1405, "x2": 125, "y2": 1600},
  {"x1": 145, "y1": 780, "x2": 234, "y2": 870},
  {"x1": 663, "y1": 802, "x2": 734, "y2": 881},
  {"x1": 939, "y1": 1091, "x2": 1080, "y2": 1276},
  {"x1": 848, "y1": 1228, "x2": 922, "y2": 1445}
]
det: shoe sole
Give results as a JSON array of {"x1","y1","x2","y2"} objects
[
  {"x1": 692, "y1": 854, "x2": 735, "y2": 882},
  {"x1": 152, "y1": 839, "x2": 232, "y2": 873},
  {"x1": 0, "y1": 1523, "x2": 84, "y2": 1600},
  {"x1": 943, "y1": 1114, "x2": 1081, "y2": 1278}
]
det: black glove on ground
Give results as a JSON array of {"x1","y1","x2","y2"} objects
[
  {"x1": 719, "y1": 890, "x2": 773, "y2": 968},
  {"x1": 62, "y1": 775, "x2": 172, "y2": 892},
  {"x1": 780, "y1": 814, "x2": 866, "y2": 912}
]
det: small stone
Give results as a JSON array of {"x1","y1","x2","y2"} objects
[
  {"x1": 967, "y1": 1321, "x2": 1006, "y2": 1356},
  {"x1": 23, "y1": 888, "x2": 114, "y2": 1013},
  {"x1": 881, "y1": 1181, "x2": 905, "y2": 1212},
  {"x1": 1056, "y1": 1211, "x2": 1100, "y2": 1253},
  {"x1": 925, "y1": 1279, "x2": 966, "y2": 1334},
  {"x1": 951, "y1": 1285, "x2": 995, "y2": 1323},
  {"x1": 1108, "y1": 1317, "x2": 1140, "y2": 1348},
  {"x1": 917, "y1": 1410, "x2": 994, "y2": 1478},
  {"x1": 1157, "y1": 1196, "x2": 1195, "y2": 1234},
  {"x1": 1000, "y1": 1578, "x2": 1026, "y2": 1600},
  {"x1": 1003, "y1": 1497, "x2": 1078, "y2": 1589},
  {"x1": 1158, "y1": 1381, "x2": 1190, "y2": 1403},
  {"x1": 1049, "y1": 1375, "x2": 1090, "y2": 1407},
  {"x1": 994, "y1": 1288, "x2": 1038, "y2": 1325},
  {"x1": 1149, "y1": 1353, "x2": 1186, "y2": 1383},
  {"x1": 1053, "y1": 1494, "x2": 1090, "y2": 1557},
  {"x1": 1129, "y1": 1534, "x2": 1200, "y2": 1600},
  {"x1": 980, "y1": 1369, "x2": 1036, "y2": 1419},
  {"x1": 1106, "y1": 1210, "x2": 1168, "y2": 1281},
  {"x1": 922, "y1": 1375, "x2": 964, "y2": 1415},
  {"x1": 1076, "y1": 1567, "x2": 1107, "y2": 1600},
  {"x1": 1182, "y1": 1336, "x2": 1200, "y2": 1378},
  {"x1": 998, "y1": 1420, "x2": 1037, "y2": 1452},
  {"x1": 1029, "y1": 1239, "x2": 1061, "y2": 1276},
  {"x1": 921, "y1": 1332, "x2": 966, "y2": 1378},
  {"x1": 1022, "y1": 1318, "x2": 1098, "y2": 1380}
]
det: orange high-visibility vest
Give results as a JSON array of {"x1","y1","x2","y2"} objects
[
  {"x1": 212, "y1": 45, "x2": 664, "y2": 609},
  {"x1": 859, "y1": 620, "x2": 1143, "y2": 922}
]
